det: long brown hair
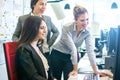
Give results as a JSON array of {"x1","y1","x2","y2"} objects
[{"x1": 18, "y1": 16, "x2": 45, "y2": 47}]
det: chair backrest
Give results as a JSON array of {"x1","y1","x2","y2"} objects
[{"x1": 3, "y1": 42, "x2": 18, "y2": 80}]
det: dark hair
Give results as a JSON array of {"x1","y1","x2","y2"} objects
[
  {"x1": 18, "y1": 16, "x2": 45, "y2": 47},
  {"x1": 73, "y1": 5, "x2": 88, "y2": 20},
  {"x1": 30, "y1": 0, "x2": 39, "y2": 11}
]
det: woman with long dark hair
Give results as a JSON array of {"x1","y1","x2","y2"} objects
[{"x1": 15, "y1": 16, "x2": 55, "y2": 80}]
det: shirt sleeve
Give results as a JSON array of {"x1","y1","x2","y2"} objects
[
  {"x1": 61, "y1": 27, "x2": 78, "y2": 65},
  {"x1": 46, "y1": 17, "x2": 59, "y2": 47},
  {"x1": 12, "y1": 17, "x2": 22, "y2": 41},
  {"x1": 85, "y1": 33, "x2": 96, "y2": 65}
]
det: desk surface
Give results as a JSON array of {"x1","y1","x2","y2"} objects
[
  {"x1": 78, "y1": 53, "x2": 113, "y2": 80},
  {"x1": 69, "y1": 74, "x2": 112, "y2": 80},
  {"x1": 100, "y1": 77, "x2": 113, "y2": 80}
]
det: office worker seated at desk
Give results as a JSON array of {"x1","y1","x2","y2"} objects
[
  {"x1": 15, "y1": 16, "x2": 57, "y2": 80},
  {"x1": 50, "y1": 5, "x2": 111, "y2": 80}
]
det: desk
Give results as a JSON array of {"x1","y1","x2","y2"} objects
[
  {"x1": 68, "y1": 74, "x2": 113, "y2": 80},
  {"x1": 77, "y1": 53, "x2": 113, "y2": 80},
  {"x1": 77, "y1": 69, "x2": 113, "y2": 80},
  {"x1": 100, "y1": 77, "x2": 112, "y2": 80},
  {"x1": 78, "y1": 71, "x2": 99, "y2": 80}
]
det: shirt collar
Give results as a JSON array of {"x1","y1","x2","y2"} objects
[
  {"x1": 31, "y1": 12, "x2": 42, "y2": 17},
  {"x1": 73, "y1": 23, "x2": 86, "y2": 32},
  {"x1": 73, "y1": 23, "x2": 76, "y2": 31}
]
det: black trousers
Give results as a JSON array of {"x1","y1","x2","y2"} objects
[{"x1": 50, "y1": 49, "x2": 73, "y2": 80}]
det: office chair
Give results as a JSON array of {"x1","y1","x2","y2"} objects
[{"x1": 3, "y1": 42, "x2": 18, "y2": 80}]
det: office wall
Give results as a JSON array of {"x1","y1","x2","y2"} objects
[{"x1": 0, "y1": 0, "x2": 31, "y2": 41}]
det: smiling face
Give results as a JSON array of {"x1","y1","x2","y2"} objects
[
  {"x1": 75, "y1": 13, "x2": 89, "y2": 31},
  {"x1": 33, "y1": 0, "x2": 47, "y2": 15},
  {"x1": 36, "y1": 20, "x2": 47, "y2": 40}
]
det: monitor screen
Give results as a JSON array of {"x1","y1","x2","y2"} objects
[
  {"x1": 113, "y1": 25, "x2": 120, "y2": 80},
  {"x1": 107, "y1": 27, "x2": 118, "y2": 56},
  {"x1": 100, "y1": 29, "x2": 108, "y2": 41}
]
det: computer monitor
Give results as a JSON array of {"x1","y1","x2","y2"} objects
[
  {"x1": 113, "y1": 25, "x2": 120, "y2": 80},
  {"x1": 94, "y1": 29, "x2": 108, "y2": 57},
  {"x1": 107, "y1": 27, "x2": 118, "y2": 56},
  {"x1": 100, "y1": 29, "x2": 108, "y2": 41}
]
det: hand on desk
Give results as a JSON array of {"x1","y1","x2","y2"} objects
[{"x1": 95, "y1": 70, "x2": 113, "y2": 78}]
